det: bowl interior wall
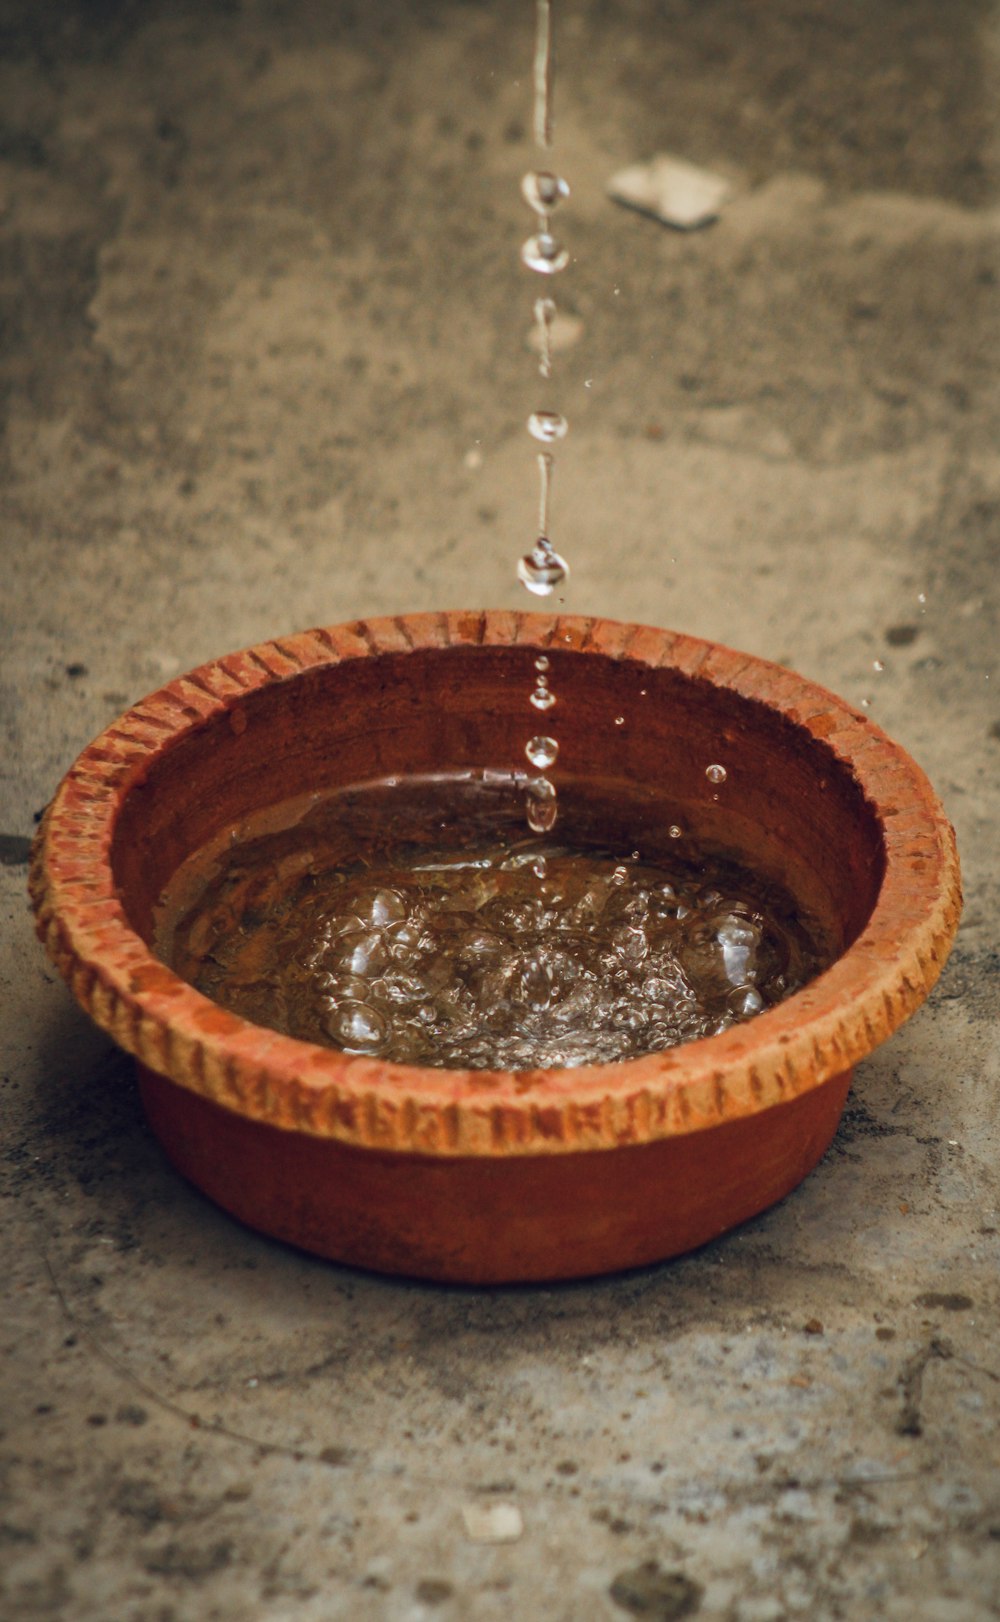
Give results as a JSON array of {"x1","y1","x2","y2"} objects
[{"x1": 110, "y1": 647, "x2": 886, "y2": 957}]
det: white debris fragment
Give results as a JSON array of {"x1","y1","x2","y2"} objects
[
  {"x1": 460, "y1": 1502, "x2": 524, "y2": 1543},
  {"x1": 607, "y1": 154, "x2": 732, "y2": 230}
]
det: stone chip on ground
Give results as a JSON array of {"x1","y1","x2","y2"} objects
[
  {"x1": 460, "y1": 1501, "x2": 524, "y2": 1543},
  {"x1": 607, "y1": 154, "x2": 732, "y2": 230}
]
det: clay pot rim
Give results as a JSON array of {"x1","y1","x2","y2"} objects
[{"x1": 31, "y1": 610, "x2": 961, "y2": 1159}]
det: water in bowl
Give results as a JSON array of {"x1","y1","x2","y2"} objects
[{"x1": 157, "y1": 772, "x2": 829, "y2": 1072}]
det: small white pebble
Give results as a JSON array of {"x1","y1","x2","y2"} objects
[{"x1": 461, "y1": 1503, "x2": 523, "y2": 1543}]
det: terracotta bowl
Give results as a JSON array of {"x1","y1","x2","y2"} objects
[{"x1": 30, "y1": 612, "x2": 961, "y2": 1283}]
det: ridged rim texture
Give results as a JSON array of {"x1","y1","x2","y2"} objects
[{"x1": 30, "y1": 611, "x2": 962, "y2": 1158}]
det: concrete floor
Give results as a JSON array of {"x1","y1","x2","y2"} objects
[{"x1": 2, "y1": 1, "x2": 999, "y2": 1617}]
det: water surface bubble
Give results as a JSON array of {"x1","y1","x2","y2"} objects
[
  {"x1": 353, "y1": 886, "x2": 407, "y2": 928},
  {"x1": 329, "y1": 929, "x2": 388, "y2": 978},
  {"x1": 668, "y1": 825, "x2": 683, "y2": 839},
  {"x1": 377, "y1": 969, "x2": 427, "y2": 1004},
  {"x1": 509, "y1": 953, "x2": 562, "y2": 1010},
  {"x1": 455, "y1": 928, "x2": 502, "y2": 965},
  {"x1": 320, "y1": 974, "x2": 370, "y2": 1004},
  {"x1": 528, "y1": 409, "x2": 569, "y2": 443},
  {"x1": 521, "y1": 170, "x2": 570, "y2": 214},
  {"x1": 705, "y1": 763, "x2": 728, "y2": 785},
  {"x1": 326, "y1": 1001, "x2": 387, "y2": 1052},
  {"x1": 642, "y1": 971, "x2": 687, "y2": 1002},
  {"x1": 612, "y1": 923, "x2": 649, "y2": 963},
  {"x1": 479, "y1": 894, "x2": 542, "y2": 934},
  {"x1": 521, "y1": 233, "x2": 570, "y2": 274},
  {"x1": 526, "y1": 734, "x2": 559, "y2": 768},
  {"x1": 323, "y1": 912, "x2": 367, "y2": 942},
  {"x1": 384, "y1": 919, "x2": 424, "y2": 961},
  {"x1": 728, "y1": 986, "x2": 764, "y2": 1019},
  {"x1": 612, "y1": 1006, "x2": 649, "y2": 1033}
]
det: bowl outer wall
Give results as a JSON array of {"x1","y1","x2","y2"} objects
[
  {"x1": 30, "y1": 610, "x2": 962, "y2": 1162},
  {"x1": 137, "y1": 1062, "x2": 854, "y2": 1283}
]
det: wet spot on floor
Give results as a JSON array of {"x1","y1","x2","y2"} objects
[
  {"x1": 415, "y1": 1579, "x2": 454, "y2": 1605},
  {"x1": 0, "y1": 835, "x2": 32, "y2": 867},
  {"x1": 915, "y1": 1291, "x2": 974, "y2": 1311},
  {"x1": 610, "y1": 1561, "x2": 703, "y2": 1619},
  {"x1": 144, "y1": 1540, "x2": 233, "y2": 1581}
]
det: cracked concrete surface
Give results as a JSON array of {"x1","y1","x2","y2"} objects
[{"x1": 1, "y1": 2, "x2": 998, "y2": 1618}]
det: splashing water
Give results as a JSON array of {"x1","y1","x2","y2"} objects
[
  {"x1": 525, "y1": 775, "x2": 558, "y2": 833},
  {"x1": 164, "y1": 776, "x2": 828, "y2": 1073}
]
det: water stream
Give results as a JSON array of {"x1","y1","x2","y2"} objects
[{"x1": 517, "y1": 0, "x2": 571, "y2": 834}]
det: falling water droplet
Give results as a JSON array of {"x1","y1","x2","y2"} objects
[
  {"x1": 614, "y1": 715, "x2": 625, "y2": 726},
  {"x1": 527, "y1": 409, "x2": 569, "y2": 443},
  {"x1": 526, "y1": 775, "x2": 558, "y2": 833},
  {"x1": 534, "y1": 655, "x2": 550, "y2": 673},
  {"x1": 705, "y1": 763, "x2": 727, "y2": 785},
  {"x1": 521, "y1": 170, "x2": 570, "y2": 214},
  {"x1": 518, "y1": 537, "x2": 569, "y2": 595},
  {"x1": 530, "y1": 684, "x2": 557, "y2": 711},
  {"x1": 873, "y1": 659, "x2": 885, "y2": 672},
  {"x1": 521, "y1": 233, "x2": 570, "y2": 274},
  {"x1": 526, "y1": 734, "x2": 559, "y2": 769},
  {"x1": 533, "y1": 296, "x2": 557, "y2": 379}
]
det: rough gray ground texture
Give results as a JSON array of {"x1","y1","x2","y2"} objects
[{"x1": 2, "y1": 1, "x2": 999, "y2": 1618}]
